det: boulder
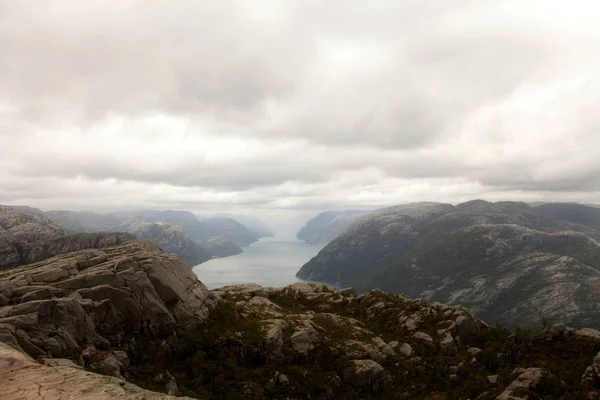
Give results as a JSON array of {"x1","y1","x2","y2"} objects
[
  {"x1": 291, "y1": 324, "x2": 320, "y2": 354},
  {"x1": 399, "y1": 343, "x2": 414, "y2": 357},
  {"x1": 345, "y1": 359, "x2": 391, "y2": 393},
  {"x1": 496, "y1": 368, "x2": 552, "y2": 400},
  {"x1": 94, "y1": 355, "x2": 122, "y2": 378},
  {"x1": 413, "y1": 331, "x2": 434, "y2": 343},
  {"x1": 439, "y1": 332, "x2": 458, "y2": 356}
]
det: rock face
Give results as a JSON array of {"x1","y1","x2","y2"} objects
[
  {"x1": 0, "y1": 239, "x2": 214, "y2": 360},
  {"x1": 0, "y1": 343, "x2": 193, "y2": 400},
  {"x1": 297, "y1": 210, "x2": 368, "y2": 246},
  {"x1": 297, "y1": 200, "x2": 600, "y2": 327}
]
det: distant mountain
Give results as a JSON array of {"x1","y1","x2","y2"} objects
[
  {"x1": 199, "y1": 216, "x2": 260, "y2": 247},
  {"x1": 123, "y1": 217, "x2": 211, "y2": 266},
  {"x1": 42, "y1": 208, "x2": 244, "y2": 261},
  {"x1": 0, "y1": 205, "x2": 134, "y2": 270},
  {"x1": 203, "y1": 237, "x2": 243, "y2": 258},
  {"x1": 297, "y1": 200, "x2": 600, "y2": 328},
  {"x1": 215, "y1": 213, "x2": 275, "y2": 238},
  {"x1": 8, "y1": 205, "x2": 45, "y2": 216},
  {"x1": 297, "y1": 210, "x2": 368, "y2": 245}
]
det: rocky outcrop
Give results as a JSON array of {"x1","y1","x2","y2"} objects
[
  {"x1": 0, "y1": 342, "x2": 193, "y2": 400},
  {"x1": 0, "y1": 239, "x2": 214, "y2": 360},
  {"x1": 297, "y1": 200, "x2": 600, "y2": 327},
  {"x1": 297, "y1": 210, "x2": 367, "y2": 246}
]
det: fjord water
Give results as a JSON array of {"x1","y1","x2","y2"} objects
[{"x1": 192, "y1": 237, "x2": 320, "y2": 289}]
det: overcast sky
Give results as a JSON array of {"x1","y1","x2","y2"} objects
[{"x1": 2, "y1": 0, "x2": 600, "y2": 227}]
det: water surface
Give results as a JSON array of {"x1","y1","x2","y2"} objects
[{"x1": 192, "y1": 237, "x2": 320, "y2": 289}]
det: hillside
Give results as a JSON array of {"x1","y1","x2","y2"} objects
[
  {"x1": 297, "y1": 201, "x2": 600, "y2": 328},
  {"x1": 297, "y1": 210, "x2": 368, "y2": 246}
]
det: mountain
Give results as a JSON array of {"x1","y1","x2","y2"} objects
[
  {"x1": 0, "y1": 204, "x2": 137, "y2": 270},
  {"x1": 297, "y1": 200, "x2": 600, "y2": 328},
  {"x1": 216, "y1": 213, "x2": 275, "y2": 238},
  {"x1": 199, "y1": 216, "x2": 260, "y2": 246},
  {"x1": 122, "y1": 217, "x2": 212, "y2": 266},
  {"x1": 2, "y1": 241, "x2": 600, "y2": 399},
  {"x1": 203, "y1": 236, "x2": 244, "y2": 257},
  {"x1": 43, "y1": 208, "x2": 243, "y2": 260},
  {"x1": 297, "y1": 210, "x2": 368, "y2": 245}
]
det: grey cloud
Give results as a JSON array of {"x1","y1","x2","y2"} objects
[{"x1": 1, "y1": 0, "x2": 600, "y2": 214}]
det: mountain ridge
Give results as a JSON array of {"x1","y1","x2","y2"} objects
[{"x1": 297, "y1": 200, "x2": 600, "y2": 328}]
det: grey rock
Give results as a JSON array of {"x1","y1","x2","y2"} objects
[
  {"x1": 113, "y1": 350, "x2": 130, "y2": 368},
  {"x1": 488, "y1": 375, "x2": 499, "y2": 384},
  {"x1": 291, "y1": 325, "x2": 320, "y2": 354},
  {"x1": 0, "y1": 239, "x2": 214, "y2": 360},
  {"x1": 345, "y1": 359, "x2": 391, "y2": 393},
  {"x1": 95, "y1": 355, "x2": 122, "y2": 378},
  {"x1": 0, "y1": 342, "x2": 193, "y2": 399},
  {"x1": 277, "y1": 372, "x2": 289, "y2": 386},
  {"x1": 399, "y1": 343, "x2": 413, "y2": 357},
  {"x1": 468, "y1": 347, "x2": 483, "y2": 358},
  {"x1": 439, "y1": 332, "x2": 458, "y2": 355},
  {"x1": 497, "y1": 368, "x2": 551, "y2": 400},
  {"x1": 412, "y1": 331, "x2": 433, "y2": 343}
]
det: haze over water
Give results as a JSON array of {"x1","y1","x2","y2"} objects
[{"x1": 192, "y1": 237, "x2": 321, "y2": 289}]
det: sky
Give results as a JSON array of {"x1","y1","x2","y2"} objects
[{"x1": 2, "y1": 0, "x2": 600, "y2": 230}]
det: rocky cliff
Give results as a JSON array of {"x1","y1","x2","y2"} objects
[
  {"x1": 297, "y1": 201, "x2": 600, "y2": 328},
  {"x1": 297, "y1": 210, "x2": 368, "y2": 246}
]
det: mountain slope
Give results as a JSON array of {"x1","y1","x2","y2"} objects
[
  {"x1": 122, "y1": 218, "x2": 212, "y2": 266},
  {"x1": 297, "y1": 210, "x2": 368, "y2": 245},
  {"x1": 297, "y1": 200, "x2": 600, "y2": 327},
  {"x1": 216, "y1": 213, "x2": 275, "y2": 238},
  {"x1": 199, "y1": 216, "x2": 259, "y2": 246}
]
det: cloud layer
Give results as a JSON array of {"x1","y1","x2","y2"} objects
[{"x1": 2, "y1": 0, "x2": 600, "y2": 223}]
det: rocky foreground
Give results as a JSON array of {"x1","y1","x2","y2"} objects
[{"x1": 2, "y1": 240, "x2": 600, "y2": 399}]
